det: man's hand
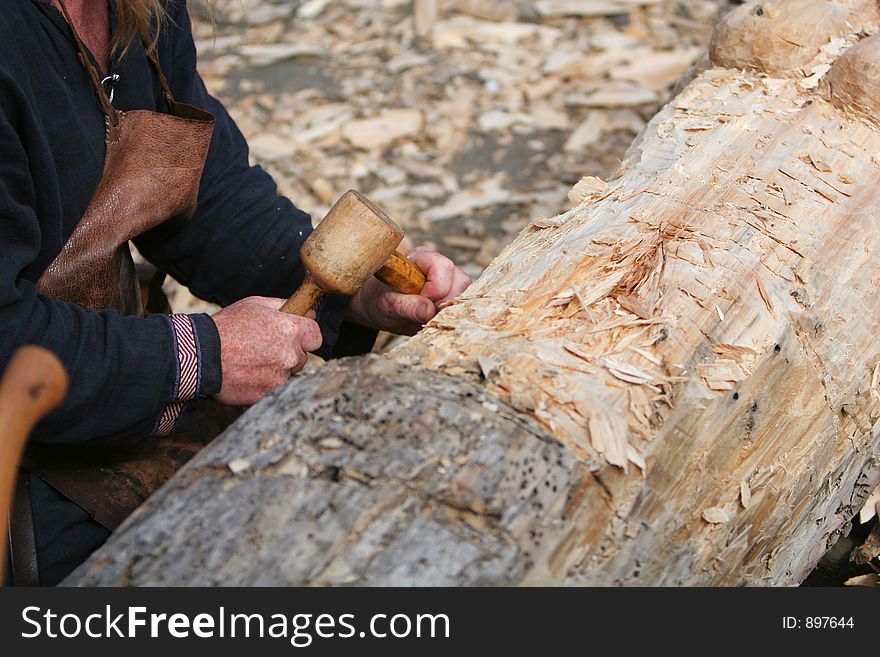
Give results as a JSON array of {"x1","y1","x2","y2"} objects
[
  {"x1": 346, "y1": 246, "x2": 472, "y2": 335},
  {"x1": 212, "y1": 296, "x2": 322, "y2": 405}
]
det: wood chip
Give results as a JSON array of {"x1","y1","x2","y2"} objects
[
  {"x1": 712, "y1": 343, "x2": 758, "y2": 362},
  {"x1": 611, "y1": 48, "x2": 702, "y2": 91},
  {"x1": 297, "y1": 0, "x2": 331, "y2": 19},
  {"x1": 568, "y1": 176, "x2": 608, "y2": 205},
  {"x1": 563, "y1": 341, "x2": 594, "y2": 363},
  {"x1": 798, "y1": 64, "x2": 831, "y2": 90},
  {"x1": 859, "y1": 485, "x2": 880, "y2": 524},
  {"x1": 740, "y1": 480, "x2": 752, "y2": 509},
  {"x1": 564, "y1": 112, "x2": 643, "y2": 152},
  {"x1": 603, "y1": 359, "x2": 655, "y2": 385},
  {"x1": 532, "y1": 216, "x2": 567, "y2": 229},
  {"x1": 588, "y1": 316, "x2": 666, "y2": 334},
  {"x1": 626, "y1": 444, "x2": 646, "y2": 472},
  {"x1": 239, "y1": 43, "x2": 324, "y2": 65},
  {"x1": 587, "y1": 409, "x2": 628, "y2": 469},
  {"x1": 617, "y1": 294, "x2": 654, "y2": 319},
  {"x1": 575, "y1": 270, "x2": 626, "y2": 308},
  {"x1": 702, "y1": 505, "x2": 733, "y2": 524},
  {"x1": 342, "y1": 109, "x2": 424, "y2": 150},
  {"x1": 304, "y1": 176, "x2": 336, "y2": 203},
  {"x1": 248, "y1": 133, "x2": 296, "y2": 161},
  {"x1": 413, "y1": 0, "x2": 437, "y2": 37},
  {"x1": 476, "y1": 354, "x2": 503, "y2": 379},
  {"x1": 227, "y1": 458, "x2": 252, "y2": 475},
  {"x1": 456, "y1": 0, "x2": 524, "y2": 22},
  {"x1": 850, "y1": 520, "x2": 880, "y2": 565},
  {"x1": 844, "y1": 574, "x2": 880, "y2": 587},
  {"x1": 696, "y1": 361, "x2": 748, "y2": 391},
  {"x1": 549, "y1": 288, "x2": 576, "y2": 305},
  {"x1": 536, "y1": 0, "x2": 662, "y2": 17},
  {"x1": 535, "y1": 407, "x2": 595, "y2": 455},
  {"x1": 431, "y1": 16, "x2": 550, "y2": 50},
  {"x1": 421, "y1": 177, "x2": 510, "y2": 222},
  {"x1": 566, "y1": 83, "x2": 659, "y2": 109},
  {"x1": 630, "y1": 346, "x2": 662, "y2": 366},
  {"x1": 805, "y1": 153, "x2": 833, "y2": 173},
  {"x1": 755, "y1": 274, "x2": 774, "y2": 315}
]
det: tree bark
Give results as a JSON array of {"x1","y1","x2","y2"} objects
[{"x1": 67, "y1": 0, "x2": 880, "y2": 586}]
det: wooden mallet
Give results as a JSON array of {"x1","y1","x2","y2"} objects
[
  {"x1": 280, "y1": 190, "x2": 427, "y2": 315},
  {"x1": 0, "y1": 346, "x2": 68, "y2": 585}
]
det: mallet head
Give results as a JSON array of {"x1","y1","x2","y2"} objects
[{"x1": 301, "y1": 190, "x2": 404, "y2": 295}]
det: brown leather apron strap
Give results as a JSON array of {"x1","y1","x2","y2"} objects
[
  {"x1": 7, "y1": 474, "x2": 39, "y2": 587},
  {"x1": 56, "y1": 0, "x2": 118, "y2": 125},
  {"x1": 144, "y1": 44, "x2": 178, "y2": 109},
  {"x1": 57, "y1": 0, "x2": 176, "y2": 123}
]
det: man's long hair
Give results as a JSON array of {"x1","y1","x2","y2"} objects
[{"x1": 112, "y1": 0, "x2": 168, "y2": 55}]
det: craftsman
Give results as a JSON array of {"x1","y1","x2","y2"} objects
[{"x1": 0, "y1": 0, "x2": 471, "y2": 585}]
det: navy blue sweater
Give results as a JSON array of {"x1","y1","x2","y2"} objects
[
  {"x1": 1, "y1": 0, "x2": 366, "y2": 446},
  {"x1": 1, "y1": 1, "x2": 380, "y2": 584}
]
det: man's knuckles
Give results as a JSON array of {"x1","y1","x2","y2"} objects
[{"x1": 275, "y1": 317, "x2": 322, "y2": 352}]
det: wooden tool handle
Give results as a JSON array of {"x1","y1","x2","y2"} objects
[
  {"x1": 280, "y1": 276, "x2": 324, "y2": 316},
  {"x1": 375, "y1": 251, "x2": 427, "y2": 295},
  {"x1": 0, "y1": 346, "x2": 68, "y2": 584}
]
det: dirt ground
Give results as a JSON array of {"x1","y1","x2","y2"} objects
[{"x1": 170, "y1": 0, "x2": 878, "y2": 585}]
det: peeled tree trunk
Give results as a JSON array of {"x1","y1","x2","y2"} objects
[{"x1": 68, "y1": 0, "x2": 880, "y2": 586}]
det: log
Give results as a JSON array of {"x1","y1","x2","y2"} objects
[{"x1": 67, "y1": 0, "x2": 880, "y2": 586}]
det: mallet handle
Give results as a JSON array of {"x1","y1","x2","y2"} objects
[
  {"x1": 280, "y1": 276, "x2": 323, "y2": 316},
  {"x1": 375, "y1": 251, "x2": 427, "y2": 295},
  {"x1": 0, "y1": 346, "x2": 68, "y2": 584},
  {"x1": 281, "y1": 251, "x2": 426, "y2": 316}
]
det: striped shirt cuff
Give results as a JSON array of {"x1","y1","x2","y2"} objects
[{"x1": 153, "y1": 314, "x2": 202, "y2": 436}]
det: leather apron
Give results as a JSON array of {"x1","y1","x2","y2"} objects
[{"x1": 25, "y1": 1, "x2": 228, "y2": 533}]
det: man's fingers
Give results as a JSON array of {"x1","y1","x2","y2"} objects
[
  {"x1": 288, "y1": 317, "x2": 323, "y2": 353},
  {"x1": 286, "y1": 351, "x2": 309, "y2": 376},
  {"x1": 229, "y1": 296, "x2": 323, "y2": 351},
  {"x1": 342, "y1": 247, "x2": 469, "y2": 336},
  {"x1": 407, "y1": 247, "x2": 455, "y2": 301},
  {"x1": 434, "y1": 267, "x2": 472, "y2": 307},
  {"x1": 383, "y1": 292, "x2": 435, "y2": 325},
  {"x1": 453, "y1": 266, "x2": 472, "y2": 289},
  {"x1": 278, "y1": 343, "x2": 310, "y2": 377}
]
